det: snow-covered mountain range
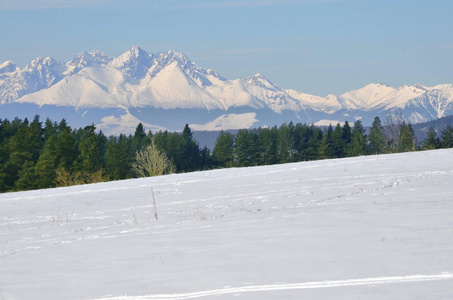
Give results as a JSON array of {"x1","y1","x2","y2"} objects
[{"x1": 1, "y1": 45, "x2": 453, "y2": 134}]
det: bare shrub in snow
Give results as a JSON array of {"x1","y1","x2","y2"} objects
[{"x1": 132, "y1": 140, "x2": 175, "y2": 178}]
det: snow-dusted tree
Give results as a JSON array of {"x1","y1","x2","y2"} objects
[{"x1": 132, "y1": 139, "x2": 175, "y2": 177}]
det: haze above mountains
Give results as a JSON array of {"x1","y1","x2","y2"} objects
[{"x1": 1, "y1": 45, "x2": 452, "y2": 134}]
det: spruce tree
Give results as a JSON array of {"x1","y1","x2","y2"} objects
[
  {"x1": 132, "y1": 123, "x2": 147, "y2": 151},
  {"x1": 75, "y1": 125, "x2": 103, "y2": 174},
  {"x1": 34, "y1": 151, "x2": 57, "y2": 189},
  {"x1": 257, "y1": 127, "x2": 278, "y2": 165},
  {"x1": 422, "y1": 128, "x2": 441, "y2": 150},
  {"x1": 212, "y1": 131, "x2": 234, "y2": 168},
  {"x1": 234, "y1": 129, "x2": 258, "y2": 167},
  {"x1": 3, "y1": 118, "x2": 34, "y2": 189},
  {"x1": 332, "y1": 123, "x2": 345, "y2": 158},
  {"x1": 277, "y1": 123, "x2": 295, "y2": 163},
  {"x1": 440, "y1": 125, "x2": 453, "y2": 148},
  {"x1": 368, "y1": 116, "x2": 387, "y2": 154},
  {"x1": 342, "y1": 121, "x2": 352, "y2": 149},
  {"x1": 318, "y1": 125, "x2": 334, "y2": 159},
  {"x1": 14, "y1": 160, "x2": 37, "y2": 191},
  {"x1": 57, "y1": 127, "x2": 78, "y2": 170},
  {"x1": 34, "y1": 135, "x2": 59, "y2": 188},
  {"x1": 347, "y1": 120, "x2": 367, "y2": 156},
  {"x1": 397, "y1": 121, "x2": 415, "y2": 152},
  {"x1": 304, "y1": 126, "x2": 322, "y2": 160},
  {"x1": 105, "y1": 134, "x2": 133, "y2": 180},
  {"x1": 179, "y1": 124, "x2": 201, "y2": 172}
]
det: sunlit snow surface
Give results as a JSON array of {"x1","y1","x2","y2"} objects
[{"x1": 1, "y1": 149, "x2": 453, "y2": 299}]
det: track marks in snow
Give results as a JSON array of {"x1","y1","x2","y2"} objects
[{"x1": 98, "y1": 272, "x2": 453, "y2": 299}]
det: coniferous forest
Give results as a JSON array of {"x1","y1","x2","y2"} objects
[{"x1": 0, "y1": 114, "x2": 452, "y2": 193}]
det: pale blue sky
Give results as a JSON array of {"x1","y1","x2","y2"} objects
[{"x1": 0, "y1": 0, "x2": 452, "y2": 96}]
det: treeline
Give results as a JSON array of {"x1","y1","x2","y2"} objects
[
  {"x1": 0, "y1": 115, "x2": 452, "y2": 193},
  {"x1": 0, "y1": 116, "x2": 209, "y2": 192},
  {"x1": 212, "y1": 116, "x2": 453, "y2": 168}
]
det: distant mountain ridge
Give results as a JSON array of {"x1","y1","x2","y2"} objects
[{"x1": 1, "y1": 45, "x2": 453, "y2": 134}]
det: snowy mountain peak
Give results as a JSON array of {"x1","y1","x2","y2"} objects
[
  {"x1": 246, "y1": 73, "x2": 281, "y2": 91},
  {"x1": 339, "y1": 82, "x2": 397, "y2": 109},
  {"x1": 108, "y1": 45, "x2": 153, "y2": 78},
  {"x1": 414, "y1": 83, "x2": 428, "y2": 91},
  {"x1": 150, "y1": 50, "x2": 223, "y2": 87},
  {"x1": 156, "y1": 50, "x2": 192, "y2": 68},
  {"x1": 0, "y1": 56, "x2": 65, "y2": 103},
  {"x1": 0, "y1": 61, "x2": 18, "y2": 74},
  {"x1": 22, "y1": 56, "x2": 65, "y2": 82},
  {"x1": 25, "y1": 57, "x2": 61, "y2": 71},
  {"x1": 65, "y1": 50, "x2": 112, "y2": 75}
]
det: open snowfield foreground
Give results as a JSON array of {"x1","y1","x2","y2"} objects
[{"x1": 1, "y1": 149, "x2": 453, "y2": 299}]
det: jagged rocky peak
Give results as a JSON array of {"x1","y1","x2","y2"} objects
[
  {"x1": 151, "y1": 49, "x2": 220, "y2": 87},
  {"x1": 22, "y1": 56, "x2": 65, "y2": 86},
  {"x1": 0, "y1": 61, "x2": 18, "y2": 74},
  {"x1": 246, "y1": 73, "x2": 281, "y2": 91},
  {"x1": 25, "y1": 56, "x2": 62, "y2": 70},
  {"x1": 155, "y1": 49, "x2": 192, "y2": 68},
  {"x1": 69, "y1": 50, "x2": 112, "y2": 67},
  {"x1": 108, "y1": 45, "x2": 153, "y2": 78},
  {"x1": 206, "y1": 69, "x2": 226, "y2": 81},
  {"x1": 65, "y1": 50, "x2": 113, "y2": 75}
]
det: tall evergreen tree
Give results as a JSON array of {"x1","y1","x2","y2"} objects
[
  {"x1": 212, "y1": 131, "x2": 234, "y2": 168},
  {"x1": 34, "y1": 134, "x2": 59, "y2": 188},
  {"x1": 234, "y1": 129, "x2": 258, "y2": 167},
  {"x1": 179, "y1": 124, "x2": 201, "y2": 172},
  {"x1": 303, "y1": 126, "x2": 322, "y2": 160},
  {"x1": 57, "y1": 127, "x2": 78, "y2": 170},
  {"x1": 397, "y1": 121, "x2": 415, "y2": 152},
  {"x1": 440, "y1": 125, "x2": 453, "y2": 148},
  {"x1": 35, "y1": 151, "x2": 57, "y2": 188},
  {"x1": 293, "y1": 123, "x2": 311, "y2": 161},
  {"x1": 2, "y1": 118, "x2": 35, "y2": 189},
  {"x1": 132, "y1": 123, "x2": 147, "y2": 151},
  {"x1": 347, "y1": 120, "x2": 367, "y2": 156},
  {"x1": 14, "y1": 160, "x2": 37, "y2": 191},
  {"x1": 257, "y1": 127, "x2": 278, "y2": 165},
  {"x1": 331, "y1": 123, "x2": 345, "y2": 158},
  {"x1": 75, "y1": 125, "x2": 104, "y2": 174},
  {"x1": 43, "y1": 118, "x2": 58, "y2": 141},
  {"x1": 342, "y1": 121, "x2": 352, "y2": 149},
  {"x1": 105, "y1": 134, "x2": 133, "y2": 180},
  {"x1": 318, "y1": 125, "x2": 334, "y2": 159},
  {"x1": 368, "y1": 116, "x2": 387, "y2": 154},
  {"x1": 422, "y1": 128, "x2": 441, "y2": 150},
  {"x1": 277, "y1": 122, "x2": 295, "y2": 163}
]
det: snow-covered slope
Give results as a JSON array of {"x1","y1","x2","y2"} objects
[
  {"x1": 339, "y1": 83, "x2": 397, "y2": 109},
  {"x1": 1, "y1": 149, "x2": 453, "y2": 299},
  {"x1": 1, "y1": 46, "x2": 453, "y2": 133}
]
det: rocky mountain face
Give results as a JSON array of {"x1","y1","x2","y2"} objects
[{"x1": 1, "y1": 46, "x2": 452, "y2": 134}]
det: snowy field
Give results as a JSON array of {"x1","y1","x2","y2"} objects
[{"x1": 1, "y1": 149, "x2": 453, "y2": 299}]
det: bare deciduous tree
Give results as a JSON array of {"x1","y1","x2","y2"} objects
[
  {"x1": 384, "y1": 109, "x2": 404, "y2": 153},
  {"x1": 132, "y1": 140, "x2": 175, "y2": 177}
]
